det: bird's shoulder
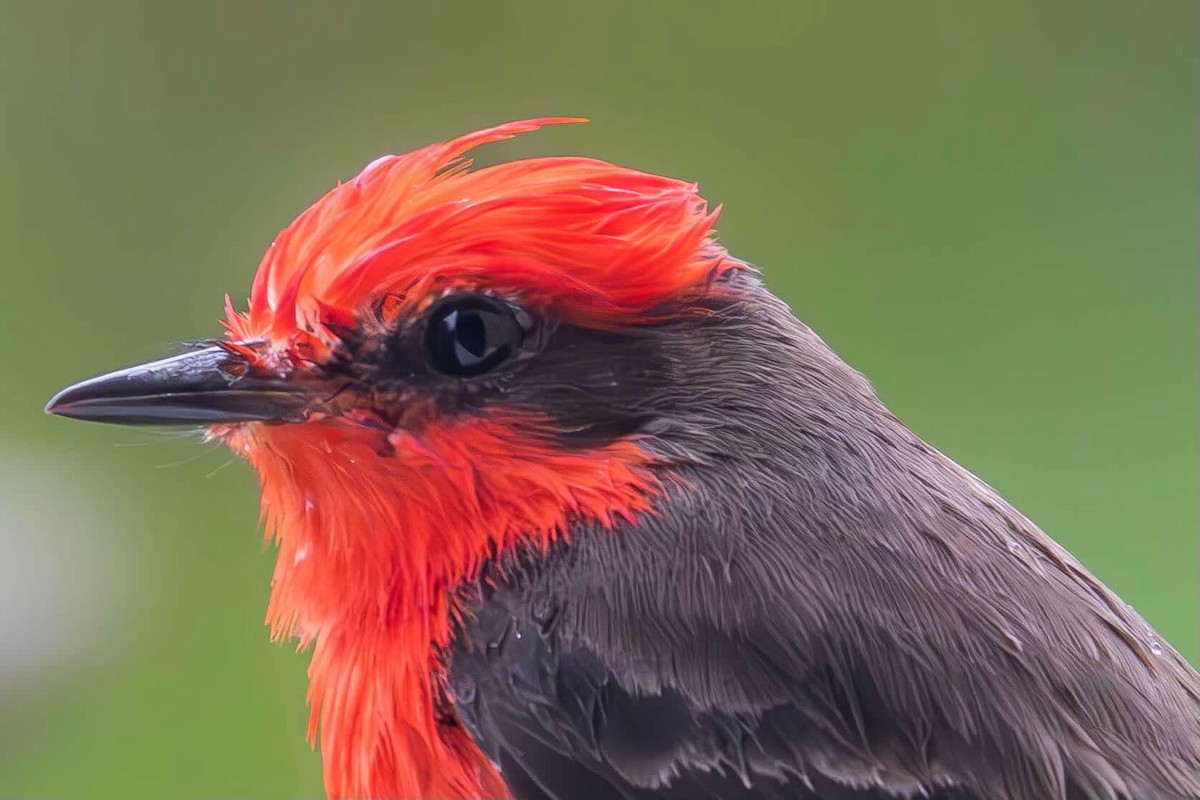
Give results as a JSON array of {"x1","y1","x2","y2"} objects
[
  {"x1": 447, "y1": 449, "x2": 1200, "y2": 799},
  {"x1": 448, "y1": 556, "x2": 972, "y2": 800}
]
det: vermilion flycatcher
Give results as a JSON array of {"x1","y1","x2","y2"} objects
[{"x1": 48, "y1": 120, "x2": 1200, "y2": 800}]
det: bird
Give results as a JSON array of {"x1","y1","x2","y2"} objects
[{"x1": 46, "y1": 118, "x2": 1199, "y2": 800}]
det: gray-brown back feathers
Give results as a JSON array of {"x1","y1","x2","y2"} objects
[{"x1": 449, "y1": 274, "x2": 1200, "y2": 800}]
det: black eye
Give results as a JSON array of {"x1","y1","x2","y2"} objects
[{"x1": 424, "y1": 296, "x2": 526, "y2": 377}]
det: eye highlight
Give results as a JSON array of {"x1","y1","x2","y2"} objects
[{"x1": 424, "y1": 295, "x2": 527, "y2": 377}]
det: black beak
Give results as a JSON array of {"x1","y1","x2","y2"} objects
[{"x1": 45, "y1": 344, "x2": 317, "y2": 426}]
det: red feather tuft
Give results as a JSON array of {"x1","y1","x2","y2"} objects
[{"x1": 233, "y1": 118, "x2": 741, "y2": 341}]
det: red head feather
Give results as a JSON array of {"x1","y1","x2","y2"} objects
[
  {"x1": 225, "y1": 118, "x2": 738, "y2": 344},
  {"x1": 218, "y1": 120, "x2": 739, "y2": 799}
]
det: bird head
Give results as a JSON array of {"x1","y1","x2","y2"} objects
[{"x1": 46, "y1": 118, "x2": 753, "y2": 798}]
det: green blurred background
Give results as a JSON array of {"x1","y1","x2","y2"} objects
[{"x1": 1, "y1": 2, "x2": 1196, "y2": 796}]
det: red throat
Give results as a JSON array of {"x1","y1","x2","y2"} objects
[{"x1": 223, "y1": 417, "x2": 659, "y2": 799}]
